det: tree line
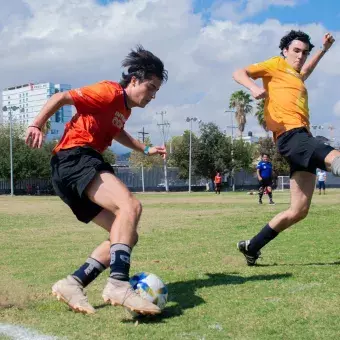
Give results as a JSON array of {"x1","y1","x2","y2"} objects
[{"x1": 0, "y1": 90, "x2": 289, "y2": 182}]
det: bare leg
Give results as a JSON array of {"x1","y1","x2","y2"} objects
[
  {"x1": 269, "y1": 171, "x2": 315, "y2": 232},
  {"x1": 85, "y1": 171, "x2": 160, "y2": 314},
  {"x1": 245, "y1": 171, "x2": 316, "y2": 256}
]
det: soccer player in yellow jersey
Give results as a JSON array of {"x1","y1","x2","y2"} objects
[{"x1": 232, "y1": 30, "x2": 340, "y2": 265}]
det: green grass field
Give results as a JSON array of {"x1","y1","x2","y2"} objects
[{"x1": 1, "y1": 190, "x2": 340, "y2": 340}]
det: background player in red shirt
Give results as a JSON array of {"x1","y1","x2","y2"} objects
[
  {"x1": 214, "y1": 172, "x2": 222, "y2": 194},
  {"x1": 25, "y1": 46, "x2": 167, "y2": 316}
]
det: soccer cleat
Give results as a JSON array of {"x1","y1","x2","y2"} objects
[
  {"x1": 52, "y1": 275, "x2": 95, "y2": 314},
  {"x1": 237, "y1": 240, "x2": 261, "y2": 266},
  {"x1": 269, "y1": 200, "x2": 275, "y2": 205},
  {"x1": 102, "y1": 278, "x2": 161, "y2": 315},
  {"x1": 258, "y1": 199, "x2": 263, "y2": 204}
]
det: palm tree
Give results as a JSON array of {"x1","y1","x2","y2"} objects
[
  {"x1": 254, "y1": 99, "x2": 268, "y2": 132},
  {"x1": 229, "y1": 90, "x2": 253, "y2": 137}
]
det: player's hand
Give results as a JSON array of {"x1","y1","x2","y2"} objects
[
  {"x1": 250, "y1": 86, "x2": 267, "y2": 100},
  {"x1": 148, "y1": 145, "x2": 167, "y2": 159},
  {"x1": 25, "y1": 126, "x2": 44, "y2": 148},
  {"x1": 322, "y1": 33, "x2": 335, "y2": 51}
]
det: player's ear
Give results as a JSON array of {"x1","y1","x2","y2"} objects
[
  {"x1": 131, "y1": 76, "x2": 138, "y2": 87},
  {"x1": 283, "y1": 47, "x2": 288, "y2": 58}
]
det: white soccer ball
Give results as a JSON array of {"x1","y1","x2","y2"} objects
[{"x1": 128, "y1": 272, "x2": 168, "y2": 316}]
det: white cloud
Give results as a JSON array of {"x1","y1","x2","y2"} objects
[{"x1": 0, "y1": 0, "x2": 339, "y2": 150}]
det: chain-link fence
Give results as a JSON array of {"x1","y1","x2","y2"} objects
[{"x1": 0, "y1": 166, "x2": 265, "y2": 195}]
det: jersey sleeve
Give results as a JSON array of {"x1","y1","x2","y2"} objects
[
  {"x1": 246, "y1": 57, "x2": 279, "y2": 80},
  {"x1": 69, "y1": 81, "x2": 116, "y2": 114},
  {"x1": 256, "y1": 162, "x2": 261, "y2": 170}
]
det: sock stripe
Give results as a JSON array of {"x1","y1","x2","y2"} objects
[
  {"x1": 86, "y1": 257, "x2": 107, "y2": 271},
  {"x1": 110, "y1": 244, "x2": 131, "y2": 253}
]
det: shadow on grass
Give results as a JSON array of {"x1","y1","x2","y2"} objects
[
  {"x1": 257, "y1": 261, "x2": 340, "y2": 267},
  {"x1": 120, "y1": 272, "x2": 292, "y2": 323}
]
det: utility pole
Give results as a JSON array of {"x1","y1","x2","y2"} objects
[
  {"x1": 157, "y1": 111, "x2": 170, "y2": 192},
  {"x1": 138, "y1": 127, "x2": 149, "y2": 193}
]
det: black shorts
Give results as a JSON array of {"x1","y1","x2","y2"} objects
[
  {"x1": 259, "y1": 178, "x2": 272, "y2": 188},
  {"x1": 277, "y1": 127, "x2": 334, "y2": 177},
  {"x1": 51, "y1": 146, "x2": 114, "y2": 223},
  {"x1": 318, "y1": 181, "x2": 326, "y2": 190}
]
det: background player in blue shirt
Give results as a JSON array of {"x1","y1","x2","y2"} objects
[{"x1": 257, "y1": 153, "x2": 275, "y2": 205}]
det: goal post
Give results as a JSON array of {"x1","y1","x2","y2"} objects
[{"x1": 277, "y1": 176, "x2": 290, "y2": 191}]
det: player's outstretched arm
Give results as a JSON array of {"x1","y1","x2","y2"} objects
[
  {"x1": 115, "y1": 130, "x2": 167, "y2": 158},
  {"x1": 301, "y1": 33, "x2": 335, "y2": 81},
  {"x1": 25, "y1": 92, "x2": 74, "y2": 149},
  {"x1": 232, "y1": 68, "x2": 267, "y2": 100}
]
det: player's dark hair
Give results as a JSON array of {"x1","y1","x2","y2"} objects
[
  {"x1": 119, "y1": 45, "x2": 168, "y2": 88},
  {"x1": 262, "y1": 153, "x2": 269, "y2": 158},
  {"x1": 279, "y1": 30, "x2": 314, "y2": 56}
]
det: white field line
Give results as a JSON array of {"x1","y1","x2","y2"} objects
[{"x1": 0, "y1": 323, "x2": 64, "y2": 340}]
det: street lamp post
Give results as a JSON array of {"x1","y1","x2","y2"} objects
[
  {"x1": 186, "y1": 117, "x2": 201, "y2": 193},
  {"x1": 2, "y1": 105, "x2": 19, "y2": 196},
  {"x1": 225, "y1": 110, "x2": 237, "y2": 192}
]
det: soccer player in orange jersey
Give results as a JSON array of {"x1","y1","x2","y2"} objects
[
  {"x1": 25, "y1": 46, "x2": 167, "y2": 315},
  {"x1": 214, "y1": 172, "x2": 222, "y2": 194},
  {"x1": 233, "y1": 31, "x2": 340, "y2": 266}
]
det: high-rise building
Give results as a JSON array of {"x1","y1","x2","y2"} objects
[{"x1": 2, "y1": 82, "x2": 72, "y2": 140}]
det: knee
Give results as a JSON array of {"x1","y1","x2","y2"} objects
[
  {"x1": 121, "y1": 196, "x2": 142, "y2": 220},
  {"x1": 289, "y1": 206, "x2": 309, "y2": 223},
  {"x1": 132, "y1": 198, "x2": 142, "y2": 217}
]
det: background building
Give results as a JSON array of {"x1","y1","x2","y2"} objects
[{"x1": 2, "y1": 82, "x2": 72, "y2": 140}]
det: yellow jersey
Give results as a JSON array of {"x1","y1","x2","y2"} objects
[{"x1": 246, "y1": 56, "x2": 309, "y2": 139}]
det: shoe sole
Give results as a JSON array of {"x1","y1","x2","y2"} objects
[
  {"x1": 102, "y1": 296, "x2": 161, "y2": 315},
  {"x1": 52, "y1": 290, "x2": 95, "y2": 315}
]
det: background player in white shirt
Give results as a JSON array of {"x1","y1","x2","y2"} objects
[{"x1": 316, "y1": 169, "x2": 327, "y2": 195}]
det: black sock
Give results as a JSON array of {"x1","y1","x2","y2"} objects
[
  {"x1": 248, "y1": 224, "x2": 279, "y2": 253},
  {"x1": 72, "y1": 257, "x2": 107, "y2": 287},
  {"x1": 259, "y1": 192, "x2": 263, "y2": 200},
  {"x1": 268, "y1": 192, "x2": 273, "y2": 200},
  {"x1": 109, "y1": 244, "x2": 131, "y2": 281}
]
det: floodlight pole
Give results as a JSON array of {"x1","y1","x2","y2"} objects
[
  {"x1": 9, "y1": 109, "x2": 14, "y2": 196},
  {"x1": 2, "y1": 105, "x2": 18, "y2": 196},
  {"x1": 225, "y1": 110, "x2": 237, "y2": 192},
  {"x1": 186, "y1": 117, "x2": 201, "y2": 193},
  {"x1": 189, "y1": 119, "x2": 193, "y2": 193}
]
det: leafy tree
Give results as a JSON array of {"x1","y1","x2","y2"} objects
[
  {"x1": 232, "y1": 138, "x2": 255, "y2": 172},
  {"x1": 254, "y1": 99, "x2": 268, "y2": 132},
  {"x1": 167, "y1": 131, "x2": 199, "y2": 179},
  {"x1": 257, "y1": 137, "x2": 289, "y2": 176},
  {"x1": 229, "y1": 90, "x2": 253, "y2": 136},
  {"x1": 0, "y1": 124, "x2": 57, "y2": 180},
  {"x1": 194, "y1": 123, "x2": 232, "y2": 184},
  {"x1": 129, "y1": 136, "x2": 163, "y2": 168},
  {"x1": 102, "y1": 149, "x2": 116, "y2": 165}
]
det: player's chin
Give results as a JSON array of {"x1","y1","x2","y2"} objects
[{"x1": 139, "y1": 101, "x2": 150, "y2": 108}]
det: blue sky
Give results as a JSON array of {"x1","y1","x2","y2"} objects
[
  {"x1": 98, "y1": 0, "x2": 340, "y2": 30},
  {"x1": 2, "y1": 0, "x2": 340, "y2": 151}
]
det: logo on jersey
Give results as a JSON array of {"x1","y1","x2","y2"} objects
[{"x1": 112, "y1": 111, "x2": 126, "y2": 129}]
